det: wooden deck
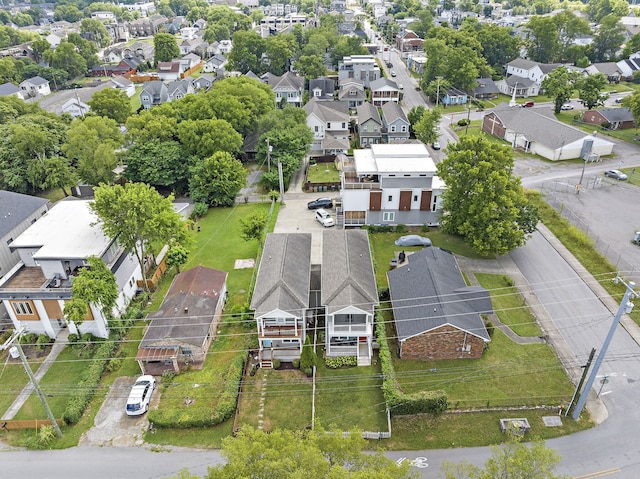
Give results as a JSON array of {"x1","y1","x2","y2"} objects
[{"x1": 2, "y1": 267, "x2": 47, "y2": 289}]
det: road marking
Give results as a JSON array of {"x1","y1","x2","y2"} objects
[
  {"x1": 396, "y1": 457, "x2": 429, "y2": 468},
  {"x1": 573, "y1": 467, "x2": 622, "y2": 478}
]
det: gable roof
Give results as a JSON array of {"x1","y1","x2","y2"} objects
[
  {"x1": 309, "y1": 76, "x2": 335, "y2": 97},
  {"x1": 304, "y1": 98, "x2": 349, "y2": 122},
  {"x1": 0, "y1": 82, "x2": 21, "y2": 96},
  {"x1": 387, "y1": 247, "x2": 491, "y2": 342},
  {"x1": 265, "y1": 71, "x2": 305, "y2": 91},
  {"x1": 369, "y1": 77, "x2": 399, "y2": 90},
  {"x1": 21, "y1": 76, "x2": 48, "y2": 86},
  {"x1": 592, "y1": 107, "x2": 634, "y2": 123},
  {"x1": 381, "y1": 101, "x2": 408, "y2": 124},
  {"x1": 506, "y1": 58, "x2": 561, "y2": 73},
  {"x1": 111, "y1": 76, "x2": 133, "y2": 88},
  {"x1": 250, "y1": 233, "x2": 311, "y2": 318},
  {"x1": 0, "y1": 190, "x2": 48, "y2": 238},
  {"x1": 488, "y1": 104, "x2": 585, "y2": 149},
  {"x1": 141, "y1": 266, "x2": 227, "y2": 348},
  {"x1": 357, "y1": 101, "x2": 381, "y2": 124},
  {"x1": 473, "y1": 77, "x2": 501, "y2": 96},
  {"x1": 321, "y1": 230, "x2": 378, "y2": 315},
  {"x1": 587, "y1": 62, "x2": 621, "y2": 76}
]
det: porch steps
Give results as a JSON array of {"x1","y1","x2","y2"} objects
[
  {"x1": 357, "y1": 356, "x2": 371, "y2": 367},
  {"x1": 261, "y1": 361, "x2": 273, "y2": 369}
]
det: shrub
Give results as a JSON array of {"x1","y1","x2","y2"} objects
[
  {"x1": 191, "y1": 202, "x2": 208, "y2": 220},
  {"x1": 395, "y1": 224, "x2": 408, "y2": 234},
  {"x1": 272, "y1": 359, "x2": 281, "y2": 369},
  {"x1": 457, "y1": 118, "x2": 470, "y2": 127},
  {"x1": 161, "y1": 369, "x2": 176, "y2": 384},
  {"x1": 325, "y1": 356, "x2": 357, "y2": 368},
  {"x1": 36, "y1": 334, "x2": 51, "y2": 351},
  {"x1": 420, "y1": 224, "x2": 430, "y2": 233},
  {"x1": 20, "y1": 333, "x2": 38, "y2": 346},
  {"x1": 292, "y1": 358, "x2": 300, "y2": 369},
  {"x1": 378, "y1": 287, "x2": 390, "y2": 301},
  {"x1": 300, "y1": 335, "x2": 316, "y2": 371},
  {"x1": 485, "y1": 320, "x2": 495, "y2": 338},
  {"x1": 230, "y1": 304, "x2": 253, "y2": 329}
]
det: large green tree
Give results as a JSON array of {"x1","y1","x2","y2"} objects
[
  {"x1": 442, "y1": 440, "x2": 566, "y2": 479},
  {"x1": 201, "y1": 425, "x2": 417, "y2": 479},
  {"x1": 80, "y1": 18, "x2": 110, "y2": 48},
  {"x1": 177, "y1": 118, "x2": 243, "y2": 157},
  {"x1": 437, "y1": 137, "x2": 538, "y2": 256},
  {"x1": 228, "y1": 30, "x2": 265, "y2": 73},
  {"x1": 578, "y1": 73, "x2": 608, "y2": 110},
  {"x1": 43, "y1": 41, "x2": 87, "y2": 78},
  {"x1": 88, "y1": 88, "x2": 131, "y2": 124},
  {"x1": 189, "y1": 151, "x2": 246, "y2": 207},
  {"x1": 124, "y1": 139, "x2": 189, "y2": 193},
  {"x1": 154, "y1": 33, "x2": 181, "y2": 64},
  {"x1": 91, "y1": 182, "x2": 187, "y2": 290},
  {"x1": 541, "y1": 66, "x2": 577, "y2": 113},
  {"x1": 414, "y1": 108, "x2": 442, "y2": 145},
  {"x1": 525, "y1": 16, "x2": 560, "y2": 63},
  {"x1": 590, "y1": 14, "x2": 625, "y2": 62},
  {"x1": 62, "y1": 115, "x2": 123, "y2": 185}
]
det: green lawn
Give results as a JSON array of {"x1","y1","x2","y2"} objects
[
  {"x1": 315, "y1": 358, "x2": 387, "y2": 431},
  {"x1": 130, "y1": 86, "x2": 143, "y2": 112},
  {"x1": 0, "y1": 356, "x2": 42, "y2": 417},
  {"x1": 14, "y1": 347, "x2": 91, "y2": 419},
  {"x1": 475, "y1": 273, "x2": 543, "y2": 337},
  {"x1": 555, "y1": 111, "x2": 639, "y2": 144},
  {"x1": 307, "y1": 161, "x2": 340, "y2": 183},
  {"x1": 369, "y1": 229, "x2": 486, "y2": 289},
  {"x1": 236, "y1": 369, "x2": 313, "y2": 431}
]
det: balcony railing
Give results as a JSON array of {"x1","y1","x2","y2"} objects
[{"x1": 330, "y1": 323, "x2": 371, "y2": 335}]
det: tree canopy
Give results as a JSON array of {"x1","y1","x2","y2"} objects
[
  {"x1": 90, "y1": 183, "x2": 188, "y2": 290},
  {"x1": 189, "y1": 151, "x2": 246, "y2": 207},
  {"x1": 437, "y1": 137, "x2": 538, "y2": 256},
  {"x1": 88, "y1": 88, "x2": 131, "y2": 124}
]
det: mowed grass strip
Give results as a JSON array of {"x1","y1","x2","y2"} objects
[
  {"x1": 0, "y1": 356, "x2": 43, "y2": 417},
  {"x1": 390, "y1": 328, "x2": 574, "y2": 409},
  {"x1": 314, "y1": 358, "x2": 387, "y2": 432},
  {"x1": 475, "y1": 273, "x2": 543, "y2": 337}
]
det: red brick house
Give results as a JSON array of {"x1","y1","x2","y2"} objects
[
  {"x1": 395, "y1": 29, "x2": 424, "y2": 53},
  {"x1": 387, "y1": 247, "x2": 492, "y2": 360},
  {"x1": 582, "y1": 108, "x2": 635, "y2": 130}
]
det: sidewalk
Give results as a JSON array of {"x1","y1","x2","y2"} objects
[{"x1": 1, "y1": 328, "x2": 69, "y2": 420}]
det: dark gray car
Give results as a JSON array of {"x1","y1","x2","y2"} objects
[{"x1": 307, "y1": 197, "x2": 333, "y2": 209}]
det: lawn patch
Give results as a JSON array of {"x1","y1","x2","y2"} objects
[
  {"x1": 314, "y1": 357, "x2": 388, "y2": 432},
  {"x1": 475, "y1": 273, "x2": 543, "y2": 337},
  {"x1": 307, "y1": 161, "x2": 340, "y2": 183}
]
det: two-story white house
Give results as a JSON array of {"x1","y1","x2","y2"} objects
[
  {"x1": 304, "y1": 98, "x2": 350, "y2": 154},
  {"x1": 338, "y1": 55, "x2": 381, "y2": 88},
  {"x1": 263, "y1": 71, "x2": 305, "y2": 107},
  {"x1": 504, "y1": 58, "x2": 561, "y2": 86},
  {"x1": 339, "y1": 143, "x2": 445, "y2": 227},
  {"x1": 322, "y1": 230, "x2": 378, "y2": 366},
  {"x1": 0, "y1": 200, "x2": 143, "y2": 339},
  {"x1": 251, "y1": 233, "x2": 312, "y2": 368}
]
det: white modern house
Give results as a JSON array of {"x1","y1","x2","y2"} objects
[
  {"x1": 0, "y1": 200, "x2": 142, "y2": 339},
  {"x1": 339, "y1": 143, "x2": 445, "y2": 227}
]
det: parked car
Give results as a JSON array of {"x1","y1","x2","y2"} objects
[
  {"x1": 522, "y1": 101, "x2": 535, "y2": 108},
  {"x1": 615, "y1": 98, "x2": 624, "y2": 104},
  {"x1": 432, "y1": 142, "x2": 441, "y2": 150},
  {"x1": 126, "y1": 375, "x2": 155, "y2": 416},
  {"x1": 307, "y1": 197, "x2": 333, "y2": 209},
  {"x1": 561, "y1": 103, "x2": 574, "y2": 110},
  {"x1": 391, "y1": 70, "x2": 397, "y2": 77},
  {"x1": 315, "y1": 208, "x2": 335, "y2": 227},
  {"x1": 394, "y1": 235, "x2": 432, "y2": 247},
  {"x1": 398, "y1": 83, "x2": 404, "y2": 90},
  {"x1": 604, "y1": 169, "x2": 628, "y2": 180},
  {"x1": 633, "y1": 231, "x2": 640, "y2": 245},
  {"x1": 386, "y1": 62, "x2": 393, "y2": 68}
]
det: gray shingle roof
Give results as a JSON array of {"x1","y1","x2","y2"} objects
[
  {"x1": 506, "y1": 58, "x2": 561, "y2": 74},
  {"x1": 142, "y1": 266, "x2": 227, "y2": 348},
  {"x1": 594, "y1": 107, "x2": 634, "y2": 123},
  {"x1": 369, "y1": 77, "x2": 399, "y2": 90},
  {"x1": 387, "y1": 248, "x2": 491, "y2": 342},
  {"x1": 0, "y1": 190, "x2": 48, "y2": 238},
  {"x1": 251, "y1": 233, "x2": 311, "y2": 318},
  {"x1": 304, "y1": 98, "x2": 349, "y2": 122},
  {"x1": 357, "y1": 101, "x2": 381, "y2": 124},
  {"x1": 380, "y1": 101, "x2": 407, "y2": 124},
  {"x1": 321, "y1": 230, "x2": 378, "y2": 315},
  {"x1": 473, "y1": 77, "x2": 501, "y2": 96},
  {"x1": 0, "y1": 82, "x2": 21, "y2": 96},
  {"x1": 489, "y1": 104, "x2": 585, "y2": 149}
]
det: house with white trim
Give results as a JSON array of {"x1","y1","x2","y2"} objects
[{"x1": 0, "y1": 200, "x2": 142, "y2": 339}]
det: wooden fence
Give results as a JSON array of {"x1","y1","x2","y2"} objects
[
  {"x1": 136, "y1": 256, "x2": 167, "y2": 290},
  {"x1": 1, "y1": 419, "x2": 63, "y2": 430}
]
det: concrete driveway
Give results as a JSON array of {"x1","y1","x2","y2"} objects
[
  {"x1": 274, "y1": 193, "x2": 340, "y2": 264},
  {"x1": 80, "y1": 376, "x2": 160, "y2": 447}
]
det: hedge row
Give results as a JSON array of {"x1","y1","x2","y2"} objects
[
  {"x1": 63, "y1": 338, "x2": 118, "y2": 424},
  {"x1": 149, "y1": 353, "x2": 245, "y2": 428},
  {"x1": 375, "y1": 312, "x2": 448, "y2": 415},
  {"x1": 325, "y1": 355, "x2": 357, "y2": 368}
]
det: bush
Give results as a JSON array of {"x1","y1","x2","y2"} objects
[
  {"x1": 485, "y1": 320, "x2": 495, "y2": 338},
  {"x1": 161, "y1": 369, "x2": 176, "y2": 384},
  {"x1": 300, "y1": 335, "x2": 316, "y2": 371},
  {"x1": 20, "y1": 333, "x2": 38, "y2": 346},
  {"x1": 36, "y1": 334, "x2": 51, "y2": 351},
  {"x1": 191, "y1": 202, "x2": 208, "y2": 220},
  {"x1": 457, "y1": 118, "x2": 470, "y2": 127},
  {"x1": 230, "y1": 303, "x2": 253, "y2": 329},
  {"x1": 325, "y1": 356, "x2": 357, "y2": 368},
  {"x1": 292, "y1": 358, "x2": 300, "y2": 369},
  {"x1": 272, "y1": 359, "x2": 281, "y2": 369},
  {"x1": 395, "y1": 224, "x2": 408, "y2": 234},
  {"x1": 378, "y1": 287, "x2": 390, "y2": 302}
]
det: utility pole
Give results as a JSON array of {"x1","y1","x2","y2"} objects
[
  {"x1": 1, "y1": 329, "x2": 63, "y2": 438},
  {"x1": 266, "y1": 138, "x2": 272, "y2": 171},
  {"x1": 566, "y1": 347, "x2": 595, "y2": 417},
  {"x1": 277, "y1": 161, "x2": 284, "y2": 204},
  {"x1": 572, "y1": 279, "x2": 637, "y2": 420},
  {"x1": 435, "y1": 76, "x2": 442, "y2": 107}
]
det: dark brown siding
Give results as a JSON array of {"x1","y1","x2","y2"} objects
[{"x1": 400, "y1": 325, "x2": 485, "y2": 360}]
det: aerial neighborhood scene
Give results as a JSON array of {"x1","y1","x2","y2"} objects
[{"x1": 2, "y1": 0, "x2": 640, "y2": 475}]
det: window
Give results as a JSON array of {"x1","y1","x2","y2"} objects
[
  {"x1": 362, "y1": 125, "x2": 368, "y2": 132},
  {"x1": 432, "y1": 195, "x2": 438, "y2": 212},
  {"x1": 401, "y1": 125, "x2": 407, "y2": 132},
  {"x1": 314, "y1": 90, "x2": 320, "y2": 97},
  {"x1": 383, "y1": 212, "x2": 395, "y2": 222},
  {"x1": 327, "y1": 122, "x2": 331, "y2": 128},
  {"x1": 388, "y1": 195, "x2": 392, "y2": 201},
  {"x1": 13, "y1": 302, "x2": 33, "y2": 315},
  {"x1": 413, "y1": 195, "x2": 418, "y2": 201},
  {"x1": 390, "y1": 125, "x2": 396, "y2": 132},
  {"x1": 342, "y1": 122, "x2": 346, "y2": 128},
  {"x1": 315, "y1": 125, "x2": 319, "y2": 132},
  {"x1": 6, "y1": 238, "x2": 12, "y2": 246}
]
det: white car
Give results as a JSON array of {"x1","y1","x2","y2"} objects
[
  {"x1": 561, "y1": 104, "x2": 574, "y2": 110},
  {"x1": 315, "y1": 208, "x2": 335, "y2": 227},
  {"x1": 126, "y1": 375, "x2": 156, "y2": 416}
]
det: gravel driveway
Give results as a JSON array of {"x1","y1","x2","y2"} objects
[{"x1": 80, "y1": 376, "x2": 160, "y2": 447}]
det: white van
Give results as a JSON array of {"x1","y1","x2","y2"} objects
[{"x1": 315, "y1": 208, "x2": 335, "y2": 227}]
